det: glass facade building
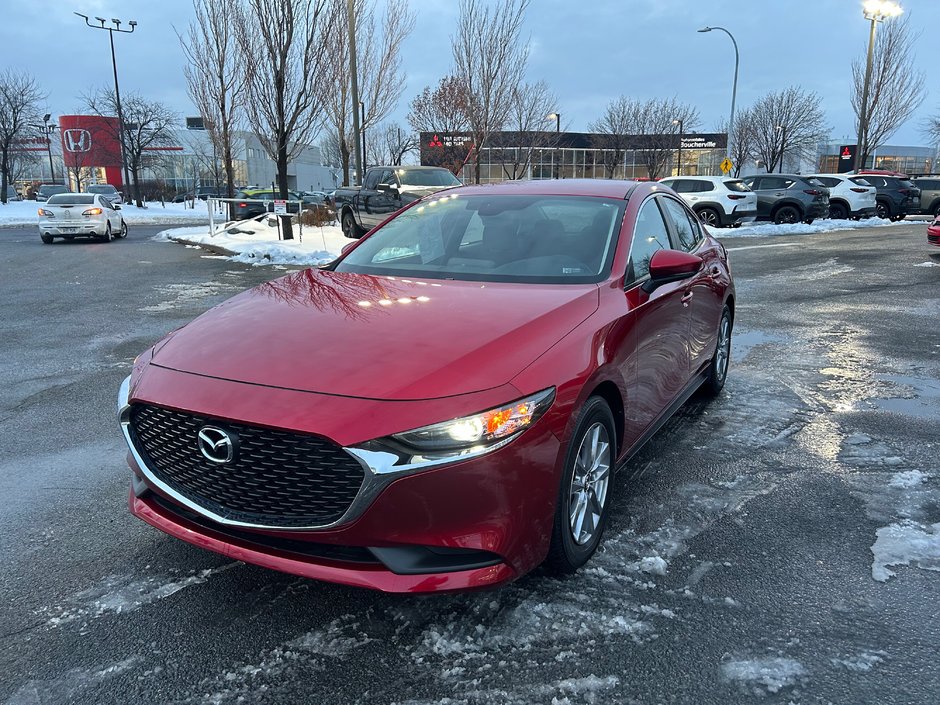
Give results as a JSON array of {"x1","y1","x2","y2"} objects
[{"x1": 817, "y1": 141, "x2": 939, "y2": 175}]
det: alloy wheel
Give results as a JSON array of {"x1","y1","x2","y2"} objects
[
  {"x1": 698, "y1": 208, "x2": 720, "y2": 227},
  {"x1": 715, "y1": 314, "x2": 731, "y2": 384},
  {"x1": 568, "y1": 422, "x2": 611, "y2": 546}
]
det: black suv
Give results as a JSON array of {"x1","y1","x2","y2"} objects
[
  {"x1": 913, "y1": 177, "x2": 940, "y2": 216},
  {"x1": 740, "y1": 174, "x2": 830, "y2": 224},
  {"x1": 856, "y1": 172, "x2": 921, "y2": 220}
]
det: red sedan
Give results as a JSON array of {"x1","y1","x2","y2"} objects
[
  {"x1": 119, "y1": 179, "x2": 735, "y2": 593},
  {"x1": 928, "y1": 216, "x2": 940, "y2": 247}
]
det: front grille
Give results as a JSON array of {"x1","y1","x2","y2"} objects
[{"x1": 129, "y1": 404, "x2": 365, "y2": 528}]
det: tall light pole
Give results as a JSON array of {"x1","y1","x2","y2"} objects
[
  {"x1": 75, "y1": 13, "x2": 135, "y2": 200},
  {"x1": 547, "y1": 112, "x2": 561, "y2": 178},
  {"x1": 30, "y1": 114, "x2": 58, "y2": 183},
  {"x1": 348, "y1": 0, "x2": 363, "y2": 185},
  {"x1": 855, "y1": 1, "x2": 903, "y2": 171},
  {"x1": 698, "y1": 26, "x2": 738, "y2": 163},
  {"x1": 360, "y1": 101, "x2": 367, "y2": 173},
  {"x1": 673, "y1": 118, "x2": 684, "y2": 176},
  {"x1": 775, "y1": 125, "x2": 787, "y2": 173}
]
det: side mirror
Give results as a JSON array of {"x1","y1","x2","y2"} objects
[
  {"x1": 114, "y1": 204, "x2": 121, "y2": 210},
  {"x1": 341, "y1": 241, "x2": 356, "y2": 255},
  {"x1": 641, "y1": 250, "x2": 703, "y2": 293}
]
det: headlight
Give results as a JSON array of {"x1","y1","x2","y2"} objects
[
  {"x1": 346, "y1": 388, "x2": 555, "y2": 473},
  {"x1": 394, "y1": 388, "x2": 555, "y2": 452}
]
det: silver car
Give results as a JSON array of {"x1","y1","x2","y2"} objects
[
  {"x1": 87, "y1": 183, "x2": 124, "y2": 206},
  {"x1": 38, "y1": 193, "x2": 128, "y2": 244}
]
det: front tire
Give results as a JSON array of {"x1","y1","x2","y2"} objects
[
  {"x1": 702, "y1": 305, "x2": 732, "y2": 397},
  {"x1": 773, "y1": 205, "x2": 800, "y2": 225},
  {"x1": 546, "y1": 397, "x2": 616, "y2": 574},
  {"x1": 118, "y1": 220, "x2": 128, "y2": 238}
]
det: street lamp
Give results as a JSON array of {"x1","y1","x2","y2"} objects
[
  {"x1": 348, "y1": 0, "x2": 363, "y2": 186},
  {"x1": 854, "y1": 0, "x2": 903, "y2": 171},
  {"x1": 673, "y1": 118, "x2": 684, "y2": 176},
  {"x1": 547, "y1": 112, "x2": 561, "y2": 178},
  {"x1": 698, "y1": 26, "x2": 739, "y2": 164},
  {"x1": 30, "y1": 114, "x2": 58, "y2": 183},
  {"x1": 360, "y1": 101, "x2": 367, "y2": 173},
  {"x1": 75, "y1": 13, "x2": 136, "y2": 199},
  {"x1": 775, "y1": 125, "x2": 787, "y2": 173}
]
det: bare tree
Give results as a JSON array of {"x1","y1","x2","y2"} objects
[
  {"x1": 324, "y1": 0, "x2": 414, "y2": 186},
  {"x1": 235, "y1": 0, "x2": 337, "y2": 238},
  {"x1": 631, "y1": 98, "x2": 701, "y2": 179},
  {"x1": 179, "y1": 0, "x2": 245, "y2": 199},
  {"x1": 748, "y1": 87, "x2": 828, "y2": 174},
  {"x1": 486, "y1": 81, "x2": 558, "y2": 180},
  {"x1": 319, "y1": 128, "x2": 344, "y2": 168},
  {"x1": 0, "y1": 70, "x2": 45, "y2": 203},
  {"x1": 85, "y1": 90, "x2": 178, "y2": 207},
  {"x1": 408, "y1": 76, "x2": 472, "y2": 175},
  {"x1": 852, "y1": 15, "x2": 926, "y2": 170},
  {"x1": 923, "y1": 110, "x2": 940, "y2": 150},
  {"x1": 718, "y1": 110, "x2": 756, "y2": 177},
  {"x1": 588, "y1": 96, "x2": 636, "y2": 178},
  {"x1": 366, "y1": 123, "x2": 417, "y2": 166},
  {"x1": 452, "y1": 0, "x2": 530, "y2": 183}
]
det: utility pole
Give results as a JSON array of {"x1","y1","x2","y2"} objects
[
  {"x1": 348, "y1": 0, "x2": 363, "y2": 185},
  {"x1": 75, "y1": 13, "x2": 136, "y2": 201}
]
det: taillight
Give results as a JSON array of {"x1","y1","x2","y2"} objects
[
  {"x1": 899, "y1": 188, "x2": 911, "y2": 195},
  {"x1": 727, "y1": 194, "x2": 746, "y2": 200},
  {"x1": 38, "y1": 208, "x2": 53, "y2": 216},
  {"x1": 238, "y1": 202, "x2": 247, "y2": 207},
  {"x1": 850, "y1": 187, "x2": 869, "y2": 193},
  {"x1": 82, "y1": 208, "x2": 103, "y2": 216},
  {"x1": 803, "y1": 189, "x2": 823, "y2": 196}
]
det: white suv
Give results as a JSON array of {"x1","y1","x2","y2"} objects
[
  {"x1": 809, "y1": 174, "x2": 877, "y2": 219},
  {"x1": 659, "y1": 176, "x2": 758, "y2": 228}
]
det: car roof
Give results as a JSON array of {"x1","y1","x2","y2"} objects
[
  {"x1": 662, "y1": 175, "x2": 739, "y2": 183},
  {"x1": 451, "y1": 178, "x2": 639, "y2": 200}
]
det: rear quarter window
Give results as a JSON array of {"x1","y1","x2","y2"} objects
[{"x1": 723, "y1": 180, "x2": 750, "y2": 192}]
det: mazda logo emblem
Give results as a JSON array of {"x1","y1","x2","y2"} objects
[{"x1": 197, "y1": 426, "x2": 236, "y2": 464}]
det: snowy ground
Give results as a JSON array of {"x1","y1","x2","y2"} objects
[
  {"x1": 0, "y1": 198, "x2": 213, "y2": 227},
  {"x1": 155, "y1": 214, "x2": 347, "y2": 266}
]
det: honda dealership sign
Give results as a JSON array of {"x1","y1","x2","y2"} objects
[{"x1": 63, "y1": 129, "x2": 92, "y2": 153}]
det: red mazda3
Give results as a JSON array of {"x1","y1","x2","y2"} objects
[{"x1": 119, "y1": 179, "x2": 735, "y2": 593}]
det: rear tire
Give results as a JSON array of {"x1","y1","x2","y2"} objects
[
  {"x1": 697, "y1": 207, "x2": 721, "y2": 228},
  {"x1": 773, "y1": 205, "x2": 800, "y2": 225},
  {"x1": 40, "y1": 233, "x2": 54, "y2": 244},
  {"x1": 701, "y1": 305, "x2": 732, "y2": 397},
  {"x1": 100, "y1": 223, "x2": 113, "y2": 242},
  {"x1": 546, "y1": 397, "x2": 616, "y2": 574},
  {"x1": 875, "y1": 201, "x2": 890, "y2": 220},
  {"x1": 341, "y1": 210, "x2": 363, "y2": 239},
  {"x1": 829, "y1": 202, "x2": 848, "y2": 220}
]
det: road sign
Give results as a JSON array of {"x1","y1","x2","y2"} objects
[
  {"x1": 273, "y1": 199, "x2": 287, "y2": 215},
  {"x1": 720, "y1": 158, "x2": 733, "y2": 175}
]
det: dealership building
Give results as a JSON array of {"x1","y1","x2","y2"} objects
[{"x1": 15, "y1": 116, "x2": 339, "y2": 196}]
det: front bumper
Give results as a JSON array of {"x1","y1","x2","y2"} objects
[
  {"x1": 927, "y1": 225, "x2": 940, "y2": 247},
  {"x1": 851, "y1": 206, "x2": 877, "y2": 218},
  {"x1": 120, "y1": 366, "x2": 563, "y2": 593}
]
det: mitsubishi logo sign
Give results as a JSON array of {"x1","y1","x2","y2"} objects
[{"x1": 63, "y1": 129, "x2": 92, "y2": 153}]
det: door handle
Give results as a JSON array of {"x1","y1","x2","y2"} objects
[{"x1": 681, "y1": 292, "x2": 693, "y2": 306}]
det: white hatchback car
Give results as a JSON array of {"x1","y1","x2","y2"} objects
[
  {"x1": 38, "y1": 193, "x2": 128, "y2": 244},
  {"x1": 658, "y1": 176, "x2": 758, "y2": 228},
  {"x1": 808, "y1": 174, "x2": 877, "y2": 220}
]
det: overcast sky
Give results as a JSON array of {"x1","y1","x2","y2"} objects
[{"x1": 5, "y1": 0, "x2": 939, "y2": 147}]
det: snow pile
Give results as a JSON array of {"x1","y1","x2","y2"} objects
[
  {"x1": 870, "y1": 521, "x2": 940, "y2": 581},
  {"x1": 888, "y1": 470, "x2": 929, "y2": 489},
  {"x1": 914, "y1": 261, "x2": 940, "y2": 268},
  {"x1": 0, "y1": 198, "x2": 214, "y2": 226},
  {"x1": 721, "y1": 657, "x2": 807, "y2": 694},
  {"x1": 830, "y1": 651, "x2": 885, "y2": 672},
  {"x1": 710, "y1": 216, "x2": 900, "y2": 239},
  {"x1": 155, "y1": 215, "x2": 348, "y2": 266}
]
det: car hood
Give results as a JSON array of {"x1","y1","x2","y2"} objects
[{"x1": 151, "y1": 269, "x2": 599, "y2": 401}]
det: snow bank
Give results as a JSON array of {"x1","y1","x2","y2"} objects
[
  {"x1": 914, "y1": 261, "x2": 940, "y2": 268},
  {"x1": 710, "y1": 216, "x2": 902, "y2": 239},
  {"x1": 155, "y1": 215, "x2": 348, "y2": 266},
  {"x1": 0, "y1": 198, "x2": 214, "y2": 226}
]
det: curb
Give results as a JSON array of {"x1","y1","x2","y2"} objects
[{"x1": 169, "y1": 237, "x2": 237, "y2": 257}]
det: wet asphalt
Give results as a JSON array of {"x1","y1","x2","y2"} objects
[{"x1": 0, "y1": 221, "x2": 938, "y2": 704}]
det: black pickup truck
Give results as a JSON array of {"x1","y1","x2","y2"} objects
[{"x1": 334, "y1": 166, "x2": 462, "y2": 238}]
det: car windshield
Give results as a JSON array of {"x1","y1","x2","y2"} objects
[
  {"x1": 335, "y1": 194, "x2": 625, "y2": 284},
  {"x1": 42, "y1": 186, "x2": 68, "y2": 195},
  {"x1": 723, "y1": 180, "x2": 750, "y2": 192},
  {"x1": 88, "y1": 185, "x2": 117, "y2": 193},
  {"x1": 396, "y1": 169, "x2": 462, "y2": 187},
  {"x1": 47, "y1": 194, "x2": 95, "y2": 205}
]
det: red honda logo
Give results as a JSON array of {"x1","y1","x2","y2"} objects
[{"x1": 428, "y1": 134, "x2": 444, "y2": 148}]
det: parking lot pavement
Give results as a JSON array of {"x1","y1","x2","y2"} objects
[{"x1": 1, "y1": 222, "x2": 938, "y2": 704}]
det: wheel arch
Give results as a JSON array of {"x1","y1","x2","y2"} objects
[
  {"x1": 585, "y1": 380, "x2": 625, "y2": 458},
  {"x1": 770, "y1": 199, "x2": 805, "y2": 217}
]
